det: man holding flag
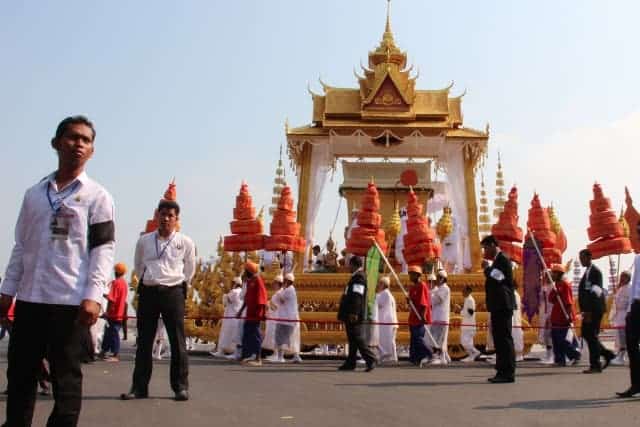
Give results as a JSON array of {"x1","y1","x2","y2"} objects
[{"x1": 337, "y1": 256, "x2": 377, "y2": 372}]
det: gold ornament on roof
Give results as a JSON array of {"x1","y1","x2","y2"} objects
[{"x1": 385, "y1": 200, "x2": 402, "y2": 242}]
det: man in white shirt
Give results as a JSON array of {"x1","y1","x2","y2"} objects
[
  {"x1": 273, "y1": 273, "x2": 302, "y2": 363},
  {"x1": 430, "y1": 269, "x2": 451, "y2": 364},
  {"x1": 121, "y1": 200, "x2": 196, "y2": 402},
  {"x1": 376, "y1": 276, "x2": 398, "y2": 364},
  {"x1": 0, "y1": 116, "x2": 115, "y2": 426},
  {"x1": 460, "y1": 285, "x2": 480, "y2": 362},
  {"x1": 610, "y1": 271, "x2": 632, "y2": 365}
]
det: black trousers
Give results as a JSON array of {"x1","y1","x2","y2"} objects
[
  {"x1": 4, "y1": 301, "x2": 84, "y2": 427},
  {"x1": 626, "y1": 300, "x2": 640, "y2": 389},
  {"x1": 582, "y1": 310, "x2": 614, "y2": 369},
  {"x1": 131, "y1": 285, "x2": 188, "y2": 394},
  {"x1": 343, "y1": 321, "x2": 376, "y2": 367},
  {"x1": 490, "y1": 310, "x2": 516, "y2": 379}
]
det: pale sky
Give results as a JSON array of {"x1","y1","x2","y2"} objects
[{"x1": 1, "y1": 0, "x2": 639, "y2": 279}]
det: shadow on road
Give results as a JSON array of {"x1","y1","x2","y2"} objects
[
  {"x1": 475, "y1": 397, "x2": 640, "y2": 410},
  {"x1": 335, "y1": 380, "x2": 484, "y2": 387}
]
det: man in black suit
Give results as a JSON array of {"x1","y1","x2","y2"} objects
[
  {"x1": 481, "y1": 235, "x2": 516, "y2": 383},
  {"x1": 337, "y1": 256, "x2": 376, "y2": 372},
  {"x1": 578, "y1": 249, "x2": 615, "y2": 373}
]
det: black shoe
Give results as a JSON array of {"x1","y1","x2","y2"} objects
[
  {"x1": 602, "y1": 353, "x2": 615, "y2": 370},
  {"x1": 616, "y1": 387, "x2": 640, "y2": 398},
  {"x1": 365, "y1": 361, "x2": 376, "y2": 372},
  {"x1": 488, "y1": 376, "x2": 515, "y2": 384},
  {"x1": 120, "y1": 389, "x2": 148, "y2": 400},
  {"x1": 570, "y1": 357, "x2": 581, "y2": 366},
  {"x1": 338, "y1": 364, "x2": 356, "y2": 371},
  {"x1": 174, "y1": 390, "x2": 189, "y2": 401},
  {"x1": 582, "y1": 367, "x2": 602, "y2": 374}
]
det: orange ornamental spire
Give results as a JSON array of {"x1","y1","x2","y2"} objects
[
  {"x1": 526, "y1": 192, "x2": 561, "y2": 265},
  {"x1": 223, "y1": 182, "x2": 265, "y2": 252},
  {"x1": 265, "y1": 186, "x2": 306, "y2": 253},
  {"x1": 586, "y1": 183, "x2": 631, "y2": 259},
  {"x1": 346, "y1": 181, "x2": 388, "y2": 256},
  {"x1": 401, "y1": 188, "x2": 440, "y2": 267},
  {"x1": 144, "y1": 178, "x2": 179, "y2": 233},
  {"x1": 491, "y1": 186, "x2": 523, "y2": 264}
]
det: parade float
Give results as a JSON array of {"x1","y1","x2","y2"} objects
[{"x1": 177, "y1": 3, "x2": 538, "y2": 358}]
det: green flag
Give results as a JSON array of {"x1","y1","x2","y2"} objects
[{"x1": 365, "y1": 244, "x2": 382, "y2": 321}]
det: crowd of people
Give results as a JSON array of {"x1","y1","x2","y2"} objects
[{"x1": 0, "y1": 116, "x2": 638, "y2": 427}]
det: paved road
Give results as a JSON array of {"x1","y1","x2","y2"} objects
[{"x1": 0, "y1": 341, "x2": 638, "y2": 427}]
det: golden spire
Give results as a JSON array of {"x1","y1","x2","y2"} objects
[
  {"x1": 478, "y1": 170, "x2": 492, "y2": 237},
  {"x1": 270, "y1": 145, "x2": 286, "y2": 215},
  {"x1": 493, "y1": 152, "x2": 506, "y2": 218}
]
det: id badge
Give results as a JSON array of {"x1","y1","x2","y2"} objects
[{"x1": 50, "y1": 213, "x2": 70, "y2": 240}]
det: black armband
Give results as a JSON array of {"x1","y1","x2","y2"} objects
[
  {"x1": 88, "y1": 220, "x2": 115, "y2": 250},
  {"x1": 467, "y1": 308, "x2": 474, "y2": 316}
]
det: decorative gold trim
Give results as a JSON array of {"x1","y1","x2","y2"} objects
[{"x1": 294, "y1": 143, "x2": 313, "y2": 273}]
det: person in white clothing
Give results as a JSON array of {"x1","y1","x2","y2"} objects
[
  {"x1": 212, "y1": 277, "x2": 243, "y2": 357},
  {"x1": 152, "y1": 317, "x2": 168, "y2": 360},
  {"x1": 610, "y1": 271, "x2": 632, "y2": 365},
  {"x1": 430, "y1": 269, "x2": 451, "y2": 364},
  {"x1": 376, "y1": 276, "x2": 398, "y2": 364},
  {"x1": 460, "y1": 285, "x2": 480, "y2": 362},
  {"x1": 538, "y1": 276, "x2": 554, "y2": 364},
  {"x1": 513, "y1": 289, "x2": 524, "y2": 361},
  {"x1": 273, "y1": 273, "x2": 302, "y2": 363},
  {"x1": 264, "y1": 275, "x2": 284, "y2": 361}
]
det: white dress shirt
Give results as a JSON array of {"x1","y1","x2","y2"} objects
[
  {"x1": 134, "y1": 230, "x2": 196, "y2": 287},
  {"x1": 461, "y1": 295, "x2": 476, "y2": 327},
  {"x1": 2, "y1": 172, "x2": 115, "y2": 305},
  {"x1": 431, "y1": 283, "x2": 451, "y2": 322}
]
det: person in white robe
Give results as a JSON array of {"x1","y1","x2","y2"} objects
[
  {"x1": 430, "y1": 269, "x2": 451, "y2": 364},
  {"x1": 610, "y1": 271, "x2": 632, "y2": 365},
  {"x1": 538, "y1": 277, "x2": 554, "y2": 364},
  {"x1": 376, "y1": 276, "x2": 398, "y2": 364},
  {"x1": 152, "y1": 317, "x2": 168, "y2": 360},
  {"x1": 273, "y1": 273, "x2": 302, "y2": 363},
  {"x1": 212, "y1": 277, "x2": 243, "y2": 357},
  {"x1": 460, "y1": 285, "x2": 480, "y2": 362},
  {"x1": 513, "y1": 289, "x2": 524, "y2": 361},
  {"x1": 230, "y1": 273, "x2": 248, "y2": 360},
  {"x1": 264, "y1": 275, "x2": 284, "y2": 361}
]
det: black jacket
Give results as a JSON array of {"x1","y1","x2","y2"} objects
[
  {"x1": 484, "y1": 252, "x2": 516, "y2": 313},
  {"x1": 338, "y1": 271, "x2": 367, "y2": 322},
  {"x1": 578, "y1": 264, "x2": 605, "y2": 313}
]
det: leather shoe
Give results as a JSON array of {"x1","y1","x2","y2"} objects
[
  {"x1": 365, "y1": 361, "x2": 376, "y2": 372},
  {"x1": 174, "y1": 390, "x2": 189, "y2": 401},
  {"x1": 616, "y1": 387, "x2": 640, "y2": 398},
  {"x1": 582, "y1": 367, "x2": 602, "y2": 374},
  {"x1": 488, "y1": 376, "x2": 515, "y2": 384},
  {"x1": 338, "y1": 364, "x2": 355, "y2": 371},
  {"x1": 120, "y1": 390, "x2": 148, "y2": 400},
  {"x1": 602, "y1": 353, "x2": 615, "y2": 370}
]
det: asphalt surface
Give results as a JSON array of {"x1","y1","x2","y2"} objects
[{"x1": 0, "y1": 340, "x2": 638, "y2": 427}]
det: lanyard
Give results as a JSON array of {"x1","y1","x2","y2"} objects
[
  {"x1": 155, "y1": 232, "x2": 176, "y2": 260},
  {"x1": 46, "y1": 180, "x2": 81, "y2": 213}
]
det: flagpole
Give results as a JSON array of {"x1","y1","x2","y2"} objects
[{"x1": 372, "y1": 240, "x2": 438, "y2": 347}]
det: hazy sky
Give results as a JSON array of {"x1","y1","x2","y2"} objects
[{"x1": 1, "y1": 0, "x2": 639, "y2": 277}]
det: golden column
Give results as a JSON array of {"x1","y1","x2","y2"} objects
[
  {"x1": 295, "y1": 142, "x2": 313, "y2": 273},
  {"x1": 463, "y1": 149, "x2": 482, "y2": 272}
]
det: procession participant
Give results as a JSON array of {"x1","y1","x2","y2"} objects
[
  {"x1": 337, "y1": 256, "x2": 376, "y2": 372},
  {"x1": 513, "y1": 288, "x2": 525, "y2": 362},
  {"x1": 609, "y1": 271, "x2": 632, "y2": 365},
  {"x1": 460, "y1": 285, "x2": 480, "y2": 362},
  {"x1": 0, "y1": 116, "x2": 115, "y2": 426},
  {"x1": 430, "y1": 269, "x2": 451, "y2": 365},
  {"x1": 236, "y1": 261, "x2": 267, "y2": 366},
  {"x1": 212, "y1": 277, "x2": 243, "y2": 357},
  {"x1": 376, "y1": 276, "x2": 398, "y2": 364},
  {"x1": 548, "y1": 264, "x2": 581, "y2": 366},
  {"x1": 481, "y1": 235, "x2": 516, "y2": 383},
  {"x1": 274, "y1": 273, "x2": 302, "y2": 363},
  {"x1": 264, "y1": 275, "x2": 284, "y2": 362},
  {"x1": 578, "y1": 249, "x2": 615, "y2": 373},
  {"x1": 121, "y1": 199, "x2": 196, "y2": 401},
  {"x1": 617, "y1": 241, "x2": 640, "y2": 398},
  {"x1": 152, "y1": 317, "x2": 168, "y2": 361},
  {"x1": 407, "y1": 265, "x2": 432, "y2": 367},
  {"x1": 538, "y1": 274, "x2": 554, "y2": 364},
  {"x1": 99, "y1": 262, "x2": 129, "y2": 361}
]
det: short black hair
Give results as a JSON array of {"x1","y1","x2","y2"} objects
[
  {"x1": 579, "y1": 248, "x2": 592, "y2": 258},
  {"x1": 158, "y1": 200, "x2": 180, "y2": 215},
  {"x1": 54, "y1": 115, "x2": 96, "y2": 141},
  {"x1": 349, "y1": 255, "x2": 363, "y2": 268},
  {"x1": 480, "y1": 235, "x2": 498, "y2": 246},
  {"x1": 464, "y1": 285, "x2": 473, "y2": 293}
]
